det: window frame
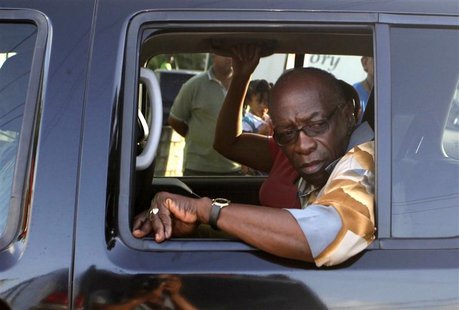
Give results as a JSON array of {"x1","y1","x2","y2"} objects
[
  {"x1": 118, "y1": 11, "x2": 459, "y2": 253},
  {"x1": 376, "y1": 14, "x2": 459, "y2": 248},
  {"x1": 117, "y1": 10, "x2": 381, "y2": 253},
  {"x1": 0, "y1": 10, "x2": 48, "y2": 251}
]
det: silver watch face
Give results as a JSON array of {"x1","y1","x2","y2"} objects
[{"x1": 213, "y1": 198, "x2": 231, "y2": 207}]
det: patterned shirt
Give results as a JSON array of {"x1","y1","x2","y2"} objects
[{"x1": 287, "y1": 122, "x2": 375, "y2": 267}]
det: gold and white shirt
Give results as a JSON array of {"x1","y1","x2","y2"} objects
[{"x1": 287, "y1": 122, "x2": 375, "y2": 267}]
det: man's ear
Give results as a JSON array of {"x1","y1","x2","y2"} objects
[
  {"x1": 343, "y1": 101, "x2": 356, "y2": 129},
  {"x1": 337, "y1": 79, "x2": 361, "y2": 122}
]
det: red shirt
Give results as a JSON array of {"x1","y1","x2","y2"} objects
[{"x1": 258, "y1": 138, "x2": 301, "y2": 209}]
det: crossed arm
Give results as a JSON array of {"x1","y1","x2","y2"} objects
[
  {"x1": 133, "y1": 46, "x2": 313, "y2": 263},
  {"x1": 132, "y1": 192, "x2": 314, "y2": 263}
]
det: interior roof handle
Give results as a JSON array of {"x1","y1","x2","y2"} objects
[{"x1": 136, "y1": 67, "x2": 163, "y2": 170}]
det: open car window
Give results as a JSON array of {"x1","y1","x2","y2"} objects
[
  {"x1": 114, "y1": 17, "x2": 375, "y2": 251},
  {"x1": 149, "y1": 52, "x2": 368, "y2": 177}
]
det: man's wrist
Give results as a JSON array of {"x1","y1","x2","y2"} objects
[
  {"x1": 197, "y1": 197, "x2": 212, "y2": 224},
  {"x1": 208, "y1": 198, "x2": 231, "y2": 230}
]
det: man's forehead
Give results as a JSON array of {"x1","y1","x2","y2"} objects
[
  {"x1": 277, "y1": 69, "x2": 335, "y2": 88},
  {"x1": 272, "y1": 79, "x2": 335, "y2": 109}
]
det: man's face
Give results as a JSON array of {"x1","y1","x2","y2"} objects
[
  {"x1": 212, "y1": 54, "x2": 233, "y2": 76},
  {"x1": 362, "y1": 56, "x2": 374, "y2": 80},
  {"x1": 270, "y1": 74, "x2": 351, "y2": 186}
]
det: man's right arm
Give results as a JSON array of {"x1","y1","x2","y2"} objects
[
  {"x1": 168, "y1": 116, "x2": 188, "y2": 137},
  {"x1": 168, "y1": 75, "x2": 195, "y2": 137},
  {"x1": 214, "y1": 45, "x2": 273, "y2": 173}
]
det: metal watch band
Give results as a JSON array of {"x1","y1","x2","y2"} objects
[{"x1": 209, "y1": 198, "x2": 230, "y2": 230}]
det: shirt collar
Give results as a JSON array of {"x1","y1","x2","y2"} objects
[{"x1": 207, "y1": 66, "x2": 217, "y2": 82}]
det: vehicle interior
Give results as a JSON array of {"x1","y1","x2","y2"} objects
[{"x1": 111, "y1": 24, "x2": 375, "y2": 245}]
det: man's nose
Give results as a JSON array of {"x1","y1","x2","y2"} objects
[{"x1": 294, "y1": 130, "x2": 317, "y2": 154}]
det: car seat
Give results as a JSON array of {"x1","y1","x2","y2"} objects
[{"x1": 361, "y1": 88, "x2": 374, "y2": 131}]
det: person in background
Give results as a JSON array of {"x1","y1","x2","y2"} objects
[
  {"x1": 242, "y1": 79, "x2": 272, "y2": 136},
  {"x1": 239, "y1": 78, "x2": 272, "y2": 175},
  {"x1": 168, "y1": 54, "x2": 241, "y2": 176},
  {"x1": 353, "y1": 56, "x2": 374, "y2": 123},
  {"x1": 133, "y1": 45, "x2": 375, "y2": 267},
  {"x1": 160, "y1": 54, "x2": 175, "y2": 70}
]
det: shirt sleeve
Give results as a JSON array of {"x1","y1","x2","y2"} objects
[
  {"x1": 169, "y1": 78, "x2": 195, "y2": 123},
  {"x1": 241, "y1": 115, "x2": 253, "y2": 132},
  {"x1": 286, "y1": 141, "x2": 375, "y2": 267}
]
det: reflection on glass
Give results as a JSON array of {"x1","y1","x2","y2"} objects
[
  {"x1": 442, "y1": 82, "x2": 459, "y2": 159},
  {"x1": 391, "y1": 27, "x2": 459, "y2": 238},
  {"x1": 0, "y1": 23, "x2": 36, "y2": 236},
  {"x1": 92, "y1": 275, "x2": 197, "y2": 310}
]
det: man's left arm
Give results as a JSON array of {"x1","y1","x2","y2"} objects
[{"x1": 133, "y1": 192, "x2": 315, "y2": 263}]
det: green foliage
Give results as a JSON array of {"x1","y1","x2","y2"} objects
[{"x1": 147, "y1": 53, "x2": 209, "y2": 71}]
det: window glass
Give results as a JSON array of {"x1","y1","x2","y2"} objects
[
  {"x1": 0, "y1": 23, "x2": 36, "y2": 237},
  {"x1": 391, "y1": 27, "x2": 459, "y2": 238}
]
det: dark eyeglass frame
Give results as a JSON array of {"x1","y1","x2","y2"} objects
[{"x1": 273, "y1": 104, "x2": 343, "y2": 146}]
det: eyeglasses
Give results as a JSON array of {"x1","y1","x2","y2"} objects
[{"x1": 273, "y1": 104, "x2": 342, "y2": 146}]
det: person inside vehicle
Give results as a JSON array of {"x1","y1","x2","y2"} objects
[
  {"x1": 167, "y1": 53, "x2": 242, "y2": 176},
  {"x1": 242, "y1": 79, "x2": 272, "y2": 135},
  {"x1": 353, "y1": 56, "x2": 374, "y2": 123},
  {"x1": 133, "y1": 45, "x2": 375, "y2": 267},
  {"x1": 239, "y1": 78, "x2": 273, "y2": 175},
  {"x1": 214, "y1": 46, "x2": 363, "y2": 210}
]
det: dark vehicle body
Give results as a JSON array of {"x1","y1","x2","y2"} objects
[{"x1": 0, "y1": 1, "x2": 458, "y2": 309}]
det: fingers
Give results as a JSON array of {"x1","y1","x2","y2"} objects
[
  {"x1": 231, "y1": 44, "x2": 261, "y2": 61},
  {"x1": 149, "y1": 195, "x2": 174, "y2": 242},
  {"x1": 132, "y1": 214, "x2": 153, "y2": 238},
  {"x1": 132, "y1": 194, "x2": 172, "y2": 242},
  {"x1": 132, "y1": 192, "x2": 199, "y2": 242},
  {"x1": 151, "y1": 202, "x2": 173, "y2": 241},
  {"x1": 167, "y1": 198, "x2": 198, "y2": 224}
]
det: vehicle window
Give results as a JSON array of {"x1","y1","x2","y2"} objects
[
  {"x1": 391, "y1": 26, "x2": 459, "y2": 238},
  {"x1": 150, "y1": 52, "x2": 366, "y2": 177},
  {"x1": 0, "y1": 23, "x2": 36, "y2": 238},
  {"x1": 120, "y1": 24, "x2": 374, "y2": 250}
]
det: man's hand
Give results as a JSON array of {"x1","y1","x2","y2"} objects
[
  {"x1": 231, "y1": 44, "x2": 261, "y2": 77},
  {"x1": 132, "y1": 192, "x2": 203, "y2": 242}
]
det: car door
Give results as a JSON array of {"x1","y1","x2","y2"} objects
[
  {"x1": 0, "y1": 2, "x2": 95, "y2": 309},
  {"x1": 74, "y1": 1, "x2": 459, "y2": 309}
]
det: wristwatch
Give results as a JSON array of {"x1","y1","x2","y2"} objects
[{"x1": 209, "y1": 198, "x2": 231, "y2": 230}]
